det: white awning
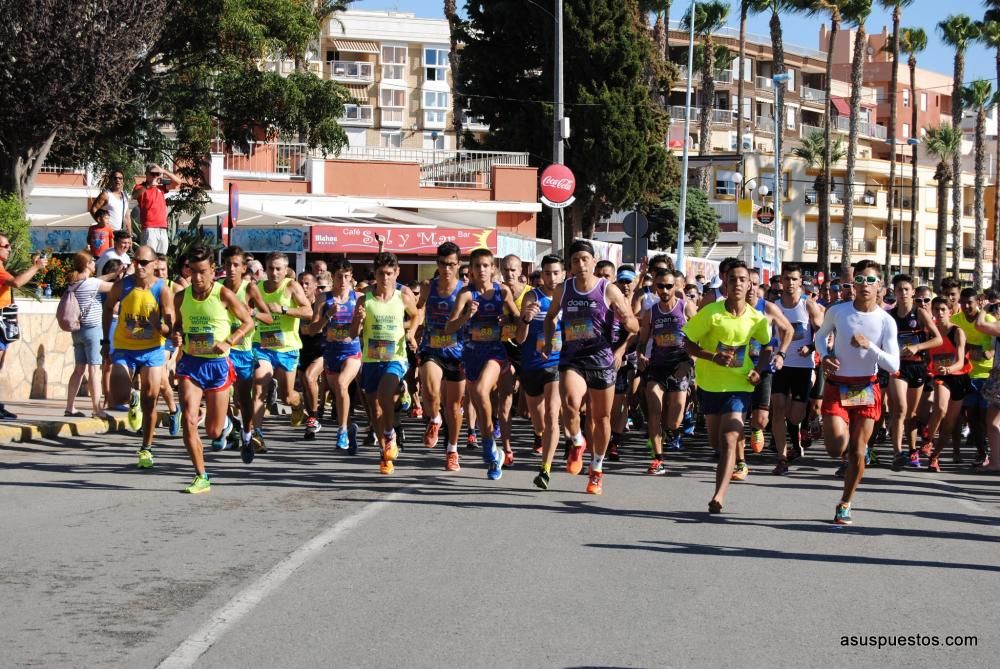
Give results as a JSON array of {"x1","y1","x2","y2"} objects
[{"x1": 333, "y1": 39, "x2": 380, "y2": 55}]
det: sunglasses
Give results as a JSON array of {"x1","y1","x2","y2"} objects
[
  {"x1": 656, "y1": 283, "x2": 673, "y2": 290},
  {"x1": 853, "y1": 275, "x2": 879, "y2": 285},
  {"x1": 915, "y1": 297, "x2": 931, "y2": 304},
  {"x1": 135, "y1": 258, "x2": 155, "y2": 267},
  {"x1": 686, "y1": 292, "x2": 698, "y2": 299},
  {"x1": 317, "y1": 285, "x2": 331, "y2": 291},
  {"x1": 0, "y1": 243, "x2": 10, "y2": 249}
]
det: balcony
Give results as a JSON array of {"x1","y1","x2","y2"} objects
[
  {"x1": 326, "y1": 60, "x2": 374, "y2": 83},
  {"x1": 380, "y1": 107, "x2": 405, "y2": 128},
  {"x1": 340, "y1": 104, "x2": 374, "y2": 127},
  {"x1": 461, "y1": 110, "x2": 489, "y2": 132},
  {"x1": 335, "y1": 147, "x2": 530, "y2": 188},
  {"x1": 800, "y1": 123, "x2": 822, "y2": 137},
  {"x1": 675, "y1": 66, "x2": 732, "y2": 84},
  {"x1": 755, "y1": 75, "x2": 773, "y2": 90},
  {"x1": 756, "y1": 116, "x2": 776, "y2": 134},
  {"x1": 801, "y1": 85, "x2": 825, "y2": 105},
  {"x1": 220, "y1": 141, "x2": 310, "y2": 180},
  {"x1": 668, "y1": 106, "x2": 734, "y2": 125}
]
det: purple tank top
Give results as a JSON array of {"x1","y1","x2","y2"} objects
[
  {"x1": 560, "y1": 277, "x2": 614, "y2": 367},
  {"x1": 650, "y1": 298, "x2": 688, "y2": 366}
]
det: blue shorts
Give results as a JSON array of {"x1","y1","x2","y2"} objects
[
  {"x1": 360, "y1": 360, "x2": 407, "y2": 394},
  {"x1": 964, "y1": 378, "x2": 989, "y2": 409},
  {"x1": 72, "y1": 325, "x2": 102, "y2": 366},
  {"x1": 699, "y1": 389, "x2": 752, "y2": 415},
  {"x1": 230, "y1": 348, "x2": 256, "y2": 381},
  {"x1": 253, "y1": 345, "x2": 299, "y2": 373},
  {"x1": 176, "y1": 355, "x2": 236, "y2": 392},
  {"x1": 465, "y1": 344, "x2": 508, "y2": 383},
  {"x1": 111, "y1": 347, "x2": 166, "y2": 374},
  {"x1": 325, "y1": 350, "x2": 361, "y2": 375}
]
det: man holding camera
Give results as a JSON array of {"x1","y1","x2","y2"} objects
[
  {"x1": 132, "y1": 163, "x2": 182, "y2": 255},
  {"x1": 0, "y1": 235, "x2": 48, "y2": 418}
]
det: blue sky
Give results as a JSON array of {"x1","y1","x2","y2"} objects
[{"x1": 352, "y1": 1, "x2": 996, "y2": 84}]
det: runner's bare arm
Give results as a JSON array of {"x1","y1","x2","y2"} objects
[
  {"x1": 305, "y1": 297, "x2": 327, "y2": 335},
  {"x1": 403, "y1": 291, "x2": 420, "y2": 345},
  {"x1": 245, "y1": 283, "x2": 273, "y2": 326},
  {"x1": 764, "y1": 301, "x2": 794, "y2": 355},
  {"x1": 516, "y1": 291, "x2": 538, "y2": 345},
  {"x1": 914, "y1": 308, "x2": 943, "y2": 354},
  {"x1": 283, "y1": 281, "x2": 314, "y2": 319},
  {"x1": 974, "y1": 306, "x2": 1000, "y2": 336},
  {"x1": 543, "y1": 284, "x2": 564, "y2": 349},
  {"x1": 220, "y1": 286, "x2": 253, "y2": 352},
  {"x1": 158, "y1": 284, "x2": 175, "y2": 337},
  {"x1": 348, "y1": 294, "x2": 366, "y2": 340},
  {"x1": 444, "y1": 289, "x2": 473, "y2": 335},
  {"x1": 637, "y1": 309, "x2": 652, "y2": 364}
]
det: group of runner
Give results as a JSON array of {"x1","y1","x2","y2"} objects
[{"x1": 92, "y1": 238, "x2": 1000, "y2": 525}]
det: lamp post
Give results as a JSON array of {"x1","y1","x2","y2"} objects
[
  {"x1": 676, "y1": 0, "x2": 697, "y2": 273},
  {"x1": 731, "y1": 171, "x2": 771, "y2": 267},
  {"x1": 552, "y1": 0, "x2": 565, "y2": 257},
  {"x1": 772, "y1": 72, "x2": 791, "y2": 276},
  {"x1": 907, "y1": 137, "x2": 919, "y2": 276}
]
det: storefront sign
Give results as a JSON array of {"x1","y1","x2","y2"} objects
[{"x1": 311, "y1": 226, "x2": 497, "y2": 255}]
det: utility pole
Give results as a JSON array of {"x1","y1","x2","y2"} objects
[
  {"x1": 677, "y1": 0, "x2": 696, "y2": 272},
  {"x1": 552, "y1": 0, "x2": 565, "y2": 257}
]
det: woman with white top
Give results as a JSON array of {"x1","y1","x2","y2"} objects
[{"x1": 64, "y1": 251, "x2": 117, "y2": 417}]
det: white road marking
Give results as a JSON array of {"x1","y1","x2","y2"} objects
[{"x1": 157, "y1": 486, "x2": 417, "y2": 669}]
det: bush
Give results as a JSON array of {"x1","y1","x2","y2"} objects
[{"x1": 0, "y1": 194, "x2": 32, "y2": 273}]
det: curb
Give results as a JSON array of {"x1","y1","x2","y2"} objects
[{"x1": 0, "y1": 415, "x2": 127, "y2": 445}]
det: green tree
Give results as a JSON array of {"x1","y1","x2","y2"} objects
[
  {"x1": 647, "y1": 186, "x2": 720, "y2": 250},
  {"x1": 0, "y1": 195, "x2": 31, "y2": 274},
  {"x1": 681, "y1": 1, "x2": 729, "y2": 192},
  {"x1": 792, "y1": 130, "x2": 846, "y2": 257},
  {"x1": 962, "y1": 80, "x2": 999, "y2": 290},
  {"x1": 924, "y1": 124, "x2": 962, "y2": 289},
  {"x1": 899, "y1": 25, "x2": 927, "y2": 275},
  {"x1": 939, "y1": 14, "x2": 981, "y2": 277},
  {"x1": 461, "y1": 0, "x2": 673, "y2": 239},
  {"x1": 841, "y1": 0, "x2": 874, "y2": 277}
]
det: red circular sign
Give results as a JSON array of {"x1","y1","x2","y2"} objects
[
  {"x1": 816, "y1": 271, "x2": 825, "y2": 285},
  {"x1": 540, "y1": 164, "x2": 576, "y2": 204}
]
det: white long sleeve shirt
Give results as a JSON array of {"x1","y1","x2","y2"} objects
[{"x1": 814, "y1": 301, "x2": 900, "y2": 377}]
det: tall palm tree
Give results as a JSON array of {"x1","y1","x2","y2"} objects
[
  {"x1": 640, "y1": 1, "x2": 672, "y2": 60},
  {"x1": 841, "y1": 0, "x2": 874, "y2": 278},
  {"x1": 444, "y1": 0, "x2": 463, "y2": 147},
  {"x1": 980, "y1": 9, "x2": 1000, "y2": 285},
  {"x1": 736, "y1": 1, "x2": 752, "y2": 159},
  {"x1": 939, "y1": 14, "x2": 980, "y2": 278},
  {"x1": 962, "y1": 80, "x2": 999, "y2": 289},
  {"x1": 879, "y1": 1, "x2": 914, "y2": 274},
  {"x1": 924, "y1": 124, "x2": 962, "y2": 289},
  {"x1": 793, "y1": 130, "x2": 847, "y2": 259},
  {"x1": 899, "y1": 26, "x2": 927, "y2": 275},
  {"x1": 682, "y1": 1, "x2": 729, "y2": 192}
]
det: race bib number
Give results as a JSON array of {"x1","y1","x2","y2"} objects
[
  {"x1": 564, "y1": 319, "x2": 596, "y2": 342},
  {"x1": 749, "y1": 340, "x2": 763, "y2": 359},
  {"x1": 536, "y1": 335, "x2": 562, "y2": 353},
  {"x1": 898, "y1": 332, "x2": 921, "y2": 347},
  {"x1": 368, "y1": 338, "x2": 395, "y2": 361},
  {"x1": 187, "y1": 332, "x2": 215, "y2": 356},
  {"x1": 839, "y1": 383, "x2": 875, "y2": 407},
  {"x1": 932, "y1": 353, "x2": 956, "y2": 367},
  {"x1": 655, "y1": 331, "x2": 683, "y2": 349},
  {"x1": 326, "y1": 325, "x2": 351, "y2": 342},
  {"x1": 715, "y1": 342, "x2": 746, "y2": 368},
  {"x1": 430, "y1": 332, "x2": 458, "y2": 349},
  {"x1": 501, "y1": 323, "x2": 518, "y2": 341},
  {"x1": 471, "y1": 325, "x2": 499, "y2": 343},
  {"x1": 260, "y1": 329, "x2": 285, "y2": 349}
]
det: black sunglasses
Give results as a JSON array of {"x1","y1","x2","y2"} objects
[
  {"x1": 656, "y1": 283, "x2": 673, "y2": 290},
  {"x1": 915, "y1": 297, "x2": 931, "y2": 304},
  {"x1": 135, "y1": 258, "x2": 155, "y2": 267}
]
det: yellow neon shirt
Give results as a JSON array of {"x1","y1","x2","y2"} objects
[
  {"x1": 951, "y1": 311, "x2": 995, "y2": 379},
  {"x1": 682, "y1": 300, "x2": 770, "y2": 393}
]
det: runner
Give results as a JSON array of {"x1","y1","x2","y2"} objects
[
  {"x1": 350, "y1": 252, "x2": 419, "y2": 475},
  {"x1": 250, "y1": 252, "x2": 312, "y2": 453},
  {"x1": 815, "y1": 260, "x2": 900, "y2": 525},
  {"x1": 445, "y1": 248, "x2": 520, "y2": 480},
  {"x1": 886, "y1": 274, "x2": 941, "y2": 470},
  {"x1": 219, "y1": 247, "x2": 271, "y2": 463},
  {"x1": 172, "y1": 245, "x2": 253, "y2": 493},
  {"x1": 498, "y1": 253, "x2": 530, "y2": 464},
  {"x1": 637, "y1": 269, "x2": 697, "y2": 475},
  {"x1": 415, "y1": 242, "x2": 466, "y2": 471},
  {"x1": 940, "y1": 277, "x2": 962, "y2": 314},
  {"x1": 952, "y1": 288, "x2": 996, "y2": 466},
  {"x1": 770, "y1": 263, "x2": 825, "y2": 475},
  {"x1": 101, "y1": 245, "x2": 175, "y2": 468},
  {"x1": 296, "y1": 271, "x2": 326, "y2": 440},
  {"x1": 543, "y1": 240, "x2": 638, "y2": 495},
  {"x1": 923, "y1": 297, "x2": 972, "y2": 472},
  {"x1": 682, "y1": 260, "x2": 772, "y2": 513},
  {"x1": 609, "y1": 265, "x2": 640, "y2": 461},
  {"x1": 152, "y1": 255, "x2": 181, "y2": 438},
  {"x1": 517, "y1": 255, "x2": 565, "y2": 489}
]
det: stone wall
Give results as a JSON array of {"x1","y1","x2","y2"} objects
[{"x1": 0, "y1": 300, "x2": 76, "y2": 402}]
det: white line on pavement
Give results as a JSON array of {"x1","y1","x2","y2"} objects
[{"x1": 156, "y1": 485, "x2": 418, "y2": 669}]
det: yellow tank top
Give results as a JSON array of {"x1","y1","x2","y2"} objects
[
  {"x1": 361, "y1": 289, "x2": 406, "y2": 364},
  {"x1": 180, "y1": 283, "x2": 230, "y2": 359},
  {"x1": 501, "y1": 283, "x2": 530, "y2": 341},
  {"x1": 113, "y1": 277, "x2": 166, "y2": 350},
  {"x1": 254, "y1": 278, "x2": 302, "y2": 352},
  {"x1": 220, "y1": 279, "x2": 253, "y2": 352}
]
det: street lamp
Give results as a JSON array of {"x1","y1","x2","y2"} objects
[
  {"x1": 676, "y1": 0, "x2": 696, "y2": 273},
  {"x1": 906, "y1": 137, "x2": 919, "y2": 275},
  {"x1": 772, "y1": 72, "x2": 791, "y2": 276},
  {"x1": 731, "y1": 171, "x2": 771, "y2": 266}
]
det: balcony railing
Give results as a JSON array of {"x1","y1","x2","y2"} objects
[
  {"x1": 801, "y1": 85, "x2": 825, "y2": 103},
  {"x1": 461, "y1": 110, "x2": 490, "y2": 131},
  {"x1": 800, "y1": 123, "x2": 822, "y2": 137},
  {"x1": 340, "y1": 104, "x2": 374, "y2": 126},
  {"x1": 327, "y1": 60, "x2": 374, "y2": 83},
  {"x1": 221, "y1": 141, "x2": 310, "y2": 180},
  {"x1": 675, "y1": 66, "x2": 732, "y2": 84},
  {"x1": 668, "y1": 106, "x2": 734, "y2": 124},
  {"x1": 756, "y1": 116, "x2": 775, "y2": 133},
  {"x1": 755, "y1": 75, "x2": 773, "y2": 90},
  {"x1": 335, "y1": 147, "x2": 530, "y2": 188}
]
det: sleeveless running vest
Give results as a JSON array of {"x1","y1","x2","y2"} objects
[
  {"x1": 560, "y1": 277, "x2": 614, "y2": 368},
  {"x1": 926, "y1": 325, "x2": 972, "y2": 376},
  {"x1": 522, "y1": 288, "x2": 561, "y2": 369},
  {"x1": 466, "y1": 282, "x2": 505, "y2": 348},
  {"x1": 220, "y1": 279, "x2": 253, "y2": 352},
  {"x1": 324, "y1": 290, "x2": 361, "y2": 357},
  {"x1": 421, "y1": 278, "x2": 464, "y2": 358},
  {"x1": 891, "y1": 304, "x2": 926, "y2": 362},
  {"x1": 649, "y1": 298, "x2": 689, "y2": 367},
  {"x1": 255, "y1": 278, "x2": 302, "y2": 352},
  {"x1": 113, "y1": 276, "x2": 165, "y2": 350},
  {"x1": 777, "y1": 294, "x2": 814, "y2": 369},
  {"x1": 180, "y1": 283, "x2": 230, "y2": 359},
  {"x1": 361, "y1": 289, "x2": 406, "y2": 364}
]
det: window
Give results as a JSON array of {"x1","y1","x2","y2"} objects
[
  {"x1": 424, "y1": 47, "x2": 450, "y2": 82},
  {"x1": 423, "y1": 132, "x2": 446, "y2": 150},
  {"x1": 715, "y1": 170, "x2": 737, "y2": 197},
  {"x1": 785, "y1": 69, "x2": 795, "y2": 92},
  {"x1": 381, "y1": 45, "x2": 407, "y2": 80},
  {"x1": 761, "y1": 172, "x2": 790, "y2": 199},
  {"x1": 380, "y1": 131, "x2": 403, "y2": 148},
  {"x1": 785, "y1": 104, "x2": 796, "y2": 129},
  {"x1": 902, "y1": 122, "x2": 910, "y2": 139},
  {"x1": 423, "y1": 90, "x2": 449, "y2": 128},
  {"x1": 903, "y1": 88, "x2": 910, "y2": 107},
  {"x1": 921, "y1": 92, "x2": 927, "y2": 112},
  {"x1": 380, "y1": 87, "x2": 406, "y2": 125},
  {"x1": 346, "y1": 128, "x2": 367, "y2": 148}
]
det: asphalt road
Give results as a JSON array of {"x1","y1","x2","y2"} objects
[{"x1": 2, "y1": 415, "x2": 998, "y2": 668}]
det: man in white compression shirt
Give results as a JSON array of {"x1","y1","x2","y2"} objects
[{"x1": 814, "y1": 260, "x2": 900, "y2": 526}]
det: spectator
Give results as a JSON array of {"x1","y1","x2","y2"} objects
[
  {"x1": 311, "y1": 258, "x2": 327, "y2": 275},
  {"x1": 132, "y1": 163, "x2": 182, "y2": 254},
  {"x1": 87, "y1": 209, "x2": 115, "y2": 258},
  {"x1": 247, "y1": 258, "x2": 265, "y2": 282},
  {"x1": 89, "y1": 168, "x2": 131, "y2": 232},
  {"x1": 96, "y1": 230, "x2": 133, "y2": 275},
  {"x1": 63, "y1": 252, "x2": 116, "y2": 418},
  {"x1": 0, "y1": 236, "x2": 48, "y2": 419}
]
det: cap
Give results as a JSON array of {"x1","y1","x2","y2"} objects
[{"x1": 616, "y1": 269, "x2": 636, "y2": 282}]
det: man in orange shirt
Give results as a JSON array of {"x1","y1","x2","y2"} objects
[{"x1": 0, "y1": 235, "x2": 48, "y2": 418}]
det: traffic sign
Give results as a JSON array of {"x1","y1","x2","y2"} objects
[
  {"x1": 816, "y1": 271, "x2": 825, "y2": 286},
  {"x1": 623, "y1": 211, "x2": 649, "y2": 238},
  {"x1": 755, "y1": 206, "x2": 775, "y2": 225},
  {"x1": 623, "y1": 236, "x2": 648, "y2": 265}
]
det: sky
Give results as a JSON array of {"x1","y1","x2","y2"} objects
[{"x1": 352, "y1": 0, "x2": 996, "y2": 84}]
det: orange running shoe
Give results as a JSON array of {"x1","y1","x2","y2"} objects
[
  {"x1": 424, "y1": 421, "x2": 440, "y2": 448},
  {"x1": 750, "y1": 429, "x2": 765, "y2": 454},
  {"x1": 566, "y1": 439, "x2": 586, "y2": 475},
  {"x1": 586, "y1": 469, "x2": 604, "y2": 495},
  {"x1": 445, "y1": 451, "x2": 460, "y2": 472},
  {"x1": 380, "y1": 459, "x2": 394, "y2": 475},
  {"x1": 383, "y1": 438, "x2": 399, "y2": 462},
  {"x1": 504, "y1": 449, "x2": 514, "y2": 466}
]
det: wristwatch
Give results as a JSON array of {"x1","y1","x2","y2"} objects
[
  {"x1": 280, "y1": 305, "x2": 287, "y2": 315},
  {"x1": 776, "y1": 351, "x2": 787, "y2": 359}
]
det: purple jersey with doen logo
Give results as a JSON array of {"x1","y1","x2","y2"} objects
[
  {"x1": 650, "y1": 298, "x2": 689, "y2": 366},
  {"x1": 560, "y1": 277, "x2": 614, "y2": 368},
  {"x1": 421, "y1": 277, "x2": 464, "y2": 359}
]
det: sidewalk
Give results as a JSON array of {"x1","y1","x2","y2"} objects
[{"x1": 0, "y1": 399, "x2": 127, "y2": 444}]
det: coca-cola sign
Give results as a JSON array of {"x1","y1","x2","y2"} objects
[{"x1": 540, "y1": 164, "x2": 576, "y2": 208}]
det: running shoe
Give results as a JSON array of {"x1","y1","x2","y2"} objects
[
  {"x1": 383, "y1": 436, "x2": 399, "y2": 462},
  {"x1": 445, "y1": 451, "x2": 460, "y2": 472},
  {"x1": 336, "y1": 428, "x2": 350, "y2": 451},
  {"x1": 928, "y1": 455, "x2": 941, "y2": 473},
  {"x1": 669, "y1": 433, "x2": 683, "y2": 451},
  {"x1": 708, "y1": 500, "x2": 723, "y2": 514},
  {"x1": 380, "y1": 458, "x2": 394, "y2": 475},
  {"x1": 290, "y1": 402, "x2": 305, "y2": 427},
  {"x1": 424, "y1": 421, "x2": 440, "y2": 448},
  {"x1": 606, "y1": 440, "x2": 620, "y2": 461},
  {"x1": 891, "y1": 452, "x2": 908, "y2": 472},
  {"x1": 303, "y1": 416, "x2": 320, "y2": 441},
  {"x1": 466, "y1": 430, "x2": 479, "y2": 450},
  {"x1": 504, "y1": 449, "x2": 514, "y2": 466},
  {"x1": 252, "y1": 428, "x2": 267, "y2": 454},
  {"x1": 585, "y1": 469, "x2": 603, "y2": 495},
  {"x1": 127, "y1": 390, "x2": 142, "y2": 433},
  {"x1": 399, "y1": 389, "x2": 411, "y2": 413},
  {"x1": 184, "y1": 474, "x2": 211, "y2": 494},
  {"x1": 267, "y1": 381, "x2": 279, "y2": 415},
  {"x1": 919, "y1": 442, "x2": 934, "y2": 458},
  {"x1": 799, "y1": 425, "x2": 812, "y2": 450},
  {"x1": 168, "y1": 407, "x2": 181, "y2": 437},
  {"x1": 210, "y1": 418, "x2": 233, "y2": 451},
  {"x1": 731, "y1": 461, "x2": 749, "y2": 481},
  {"x1": 492, "y1": 421, "x2": 501, "y2": 442},
  {"x1": 533, "y1": 467, "x2": 550, "y2": 490},
  {"x1": 566, "y1": 438, "x2": 586, "y2": 475},
  {"x1": 487, "y1": 447, "x2": 503, "y2": 481},
  {"x1": 0, "y1": 404, "x2": 17, "y2": 420},
  {"x1": 625, "y1": 417, "x2": 634, "y2": 433},
  {"x1": 409, "y1": 404, "x2": 423, "y2": 419},
  {"x1": 907, "y1": 450, "x2": 924, "y2": 469},
  {"x1": 834, "y1": 461, "x2": 847, "y2": 478},
  {"x1": 137, "y1": 448, "x2": 154, "y2": 469},
  {"x1": 834, "y1": 503, "x2": 852, "y2": 525},
  {"x1": 681, "y1": 408, "x2": 695, "y2": 435},
  {"x1": 750, "y1": 429, "x2": 766, "y2": 454},
  {"x1": 347, "y1": 423, "x2": 359, "y2": 455},
  {"x1": 808, "y1": 415, "x2": 823, "y2": 440},
  {"x1": 240, "y1": 432, "x2": 254, "y2": 464},
  {"x1": 772, "y1": 460, "x2": 789, "y2": 476},
  {"x1": 647, "y1": 458, "x2": 666, "y2": 476},
  {"x1": 864, "y1": 447, "x2": 872, "y2": 466}
]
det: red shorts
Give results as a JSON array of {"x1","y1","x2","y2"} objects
[{"x1": 822, "y1": 375, "x2": 882, "y2": 422}]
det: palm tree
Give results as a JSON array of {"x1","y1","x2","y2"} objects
[
  {"x1": 879, "y1": 1, "x2": 914, "y2": 274},
  {"x1": 962, "y1": 80, "x2": 999, "y2": 289},
  {"x1": 444, "y1": 0, "x2": 463, "y2": 147},
  {"x1": 939, "y1": 14, "x2": 981, "y2": 278},
  {"x1": 735, "y1": 1, "x2": 751, "y2": 159},
  {"x1": 980, "y1": 10, "x2": 1000, "y2": 285},
  {"x1": 841, "y1": 0, "x2": 874, "y2": 278},
  {"x1": 682, "y1": 1, "x2": 729, "y2": 192},
  {"x1": 640, "y1": 1, "x2": 672, "y2": 61},
  {"x1": 924, "y1": 124, "x2": 962, "y2": 289},
  {"x1": 793, "y1": 130, "x2": 847, "y2": 258},
  {"x1": 899, "y1": 26, "x2": 927, "y2": 275}
]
